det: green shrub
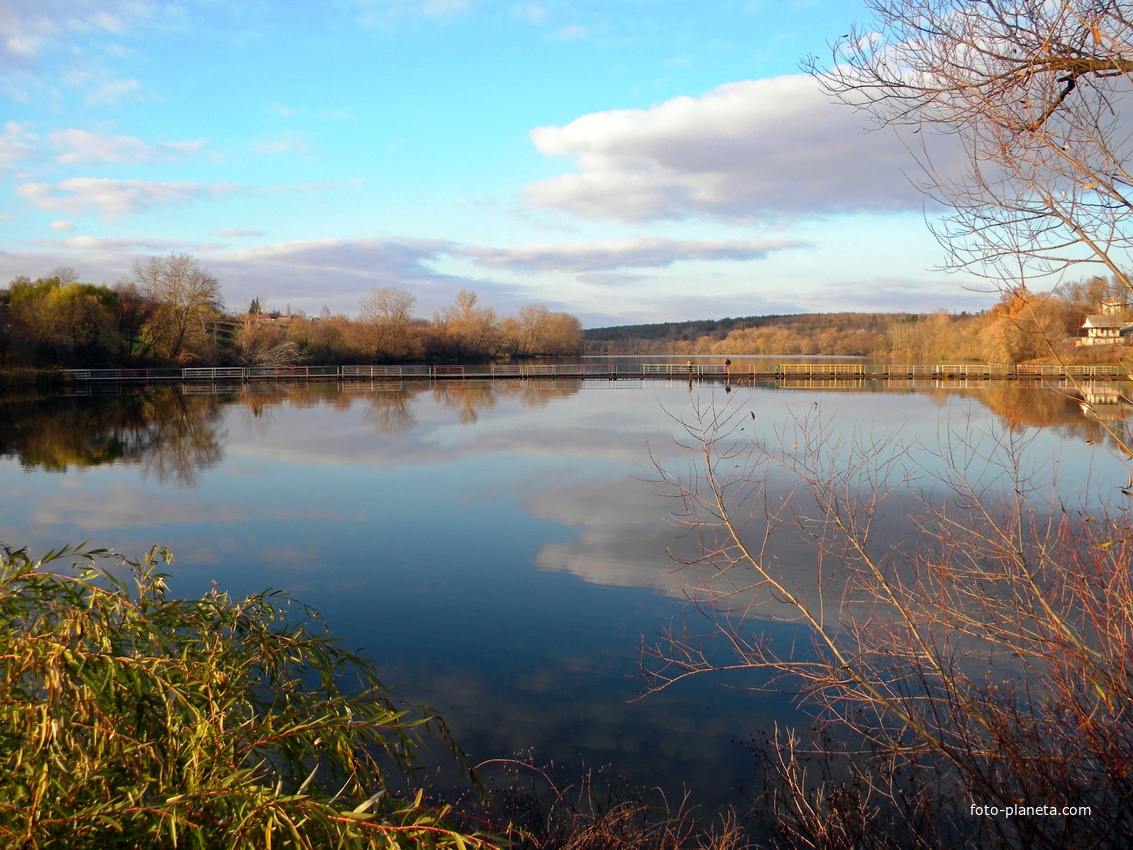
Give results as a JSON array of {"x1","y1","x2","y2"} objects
[{"x1": 0, "y1": 543, "x2": 496, "y2": 849}]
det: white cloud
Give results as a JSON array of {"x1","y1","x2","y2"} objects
[
  {"x1": 554, "y1": 24, "x2": 588, "y2": 40},
  {"x1": 351, "y1": 0, "x2": 472, "y2": 25},
  {"x1": 83, "y1": 76, "x2": 145, "y2": 105},
  {"x1": 0, "y1": 1, "x2": 154, "y2": 67},
  {"x1": 0, "y1": 121, "x2": 37, "y2": 166},
  {"x1": 49, "y1": 220, "x2": 75, "y2": 232},
  {"x1": 526, "y1": 477, "x2": 694, "y2": 594},
  {"x1": 18, "y1": 178, "x2": 237, "y2": 219},
  {"x1": 419, "y1": 0, "x2": 470, "y2": 16},
  {"x1": 167, "y1": 139, "x2": 207, "y2": 156},
  {"x1": 51, "y1": 129, "x2": 148, "y2": 163},
  {"x1": 249, "y1": 133, "x2": 310, "y2": 156},
  {"x1": 0, "y1": 0, "x2": 173, "y2": 102},
  {"x1": 216, "y1": 235, "x2": 452, "y2": 274},
  {"x1": 47, "y1": 235, "x2": 198, "y2": 252},
  {"x1": 514, "y1": 3, "x2": 548, "y2": 24},
  {"x1": 207, "y1": 236, "x2": 480, "y2": 317},
  {"x1": 49, "y1": 128, "x2": 206, "y2": 164},
  {"x1": 791, "y1": 277, "x2": 995, "y2": 314},
  {"x1": 527, "y1": 75, "x2": 938, "y2": 222},
  {"x1": 29, "y1": 486, "x2": 339, "y2": 532},
  {"x1": 53, "y1": 61, "x2": 154, "y2": 105},
  {"x1": 466, "y1": 237, "x2": 804, "y2": 273},
  {"x1": 0, "y1": 237, "x2": 208, "y2": 284},
  {"x1": 0, "y1": 2, "x2": 59, "y2": 65}
]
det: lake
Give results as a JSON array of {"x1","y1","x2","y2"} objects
[{"x1": 1, "y1": 376, "x2": 1129, "y2": 808}]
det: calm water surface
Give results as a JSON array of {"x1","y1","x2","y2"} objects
[{"x1": 1, "y1": 378, "x2": 1129, "y2": 806}]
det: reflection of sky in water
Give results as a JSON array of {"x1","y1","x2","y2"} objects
[{"x1": 1, "y1": 379, "x2": 1130, "y2": 807}]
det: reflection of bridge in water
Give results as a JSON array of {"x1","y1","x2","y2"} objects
[{"x1": 64, "y1": 361, "x2": 1133, "y2": 384}]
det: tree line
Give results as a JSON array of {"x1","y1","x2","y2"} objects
[
  {"x1": 586, "y1": 276, "x2": 1131, "y2": 363},
  {"x1": 0, "y1": 254, "x2": 583, "y2": 370}
]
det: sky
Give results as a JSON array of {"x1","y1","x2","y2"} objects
[{"x1": 0, "y1": 0, "x2": 998, "y2": 327}]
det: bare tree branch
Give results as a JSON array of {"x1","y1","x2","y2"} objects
[
  {"x1": 649, "y1": 393, "x2": 1133, "y2": 846},
  {"x1": 809, "y1": 0, "x2": 1133, "y2": 290}
]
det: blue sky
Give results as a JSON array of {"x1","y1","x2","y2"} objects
[{"x1": 0, "y1": 0, "x2": 995, "y2": 326}]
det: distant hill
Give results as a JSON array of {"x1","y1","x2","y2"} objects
[
  {"x1": 584, "y1": 313, "x2": 916, "y2": 354},
  {"x1": 584, "y1": 315, "x2": 777, "y2": 345}
]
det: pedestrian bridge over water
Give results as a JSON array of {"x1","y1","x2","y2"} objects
[{"x1": 63, "y1": 361, "x2": 1131, "y2": 383}]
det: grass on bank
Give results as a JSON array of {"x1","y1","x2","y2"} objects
[{"x1": 0, "y1": 542, "x2": 496, "y2": 849}]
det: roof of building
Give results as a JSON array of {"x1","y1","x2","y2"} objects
[{"x1": 1082, "y1": 314, "x2": 1126, "y2": 329}]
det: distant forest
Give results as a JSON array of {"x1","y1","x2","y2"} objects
[
  {"x1": 584, "y1": 313, "x2": 903, "y2": 352},
  {"x1": 584, "y1": 281, "x2": 1131, "y2": 363}
]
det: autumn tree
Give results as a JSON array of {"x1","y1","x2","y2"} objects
[
  {"x1": 1055, "y1": 272, "x2": 1130, "y2": 329},
  {"x1": 982, "y1": 286, "x2": 1074, "y2": 362},
  {"x1": 233, "y1": 314, "x2": 303, "y2": 366},
  {"x1": 513, "y1": 304, "x2": 550, "y2": 356},
  {"x1": 6, "y1": 274, "x2": 121, "y2": 366},
  {"x1": 814, "y1": 1, "x2": 1133, "y2": 291},
  {"x1": 440, "y1": 290, "x2": 501, "y2": 358},
  {"x1": 130, "y1": 254, "x2": 222, "y2": 363},
  {"x1": 359, "y1": 286, "x2": 419, "y2": 358},
  {"x1": 501, "y1": 304, "x2": 583, "y2": 356},
  {"x1": 286, "y1": 312, "x2": 349, "y2": 365},
  {"x1": 539, "y1": 311, "x2": 584, "y2": 355},
  {"x1": 111, "y1": 283, "x2": 159, "y2": 364}
]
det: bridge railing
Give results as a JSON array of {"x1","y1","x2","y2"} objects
[
  {"x1": 341, "y1": 365, "x2": 430, "y2": 378},
  {"x1": 1015, "y1": 364, "x2": 1065, "y2": 377},
  {"x1": 1065, "y1": 364, "x2": 1125, "y2": 377},
  {"x1": 494, "y1": 363, "x2": 617, "y2": 377},
  {"x1": 546, "y1": 363, "x2": 583, "y2": 376},
  {"x1": 246, "y1": 365, "x2": 309, "y2": 379},
  {"x1": 642, "y1": 363, "x2": 700, "y2": 375},
  {"x1": 65, "y1": 368, "x2": 171, "y2": 380},
  {"x1": 932, "y1": 364, "x2": 995, "y2": 377},
  {"x1": 57, "y1": 360, "x2": 1133, "y2": 383},
  {"x1": 778, "y1": 363, "x2": 864, "y2": 376},
  {"x1": 182, "y1": 367, "x2": 245, "y2": 380},
  {"x1": 431, "y1": 365, "x2": 465, "y2": 377}
]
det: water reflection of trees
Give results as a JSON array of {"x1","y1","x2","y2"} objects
[
  {"x1": 516, "y1": 379, "x2": 582, "y2": 408},
  {"x1": 0, "y1": 381, "x2": 589, "y2": 482},
  {"x1": 240, "y1": 382, "x2": 419, "y2": 435},
  {"x1": 9, "y1": 380, "x2": 1122, "y2": 486},
  {"x1": 136, "y1": 391, "x2": 226, "y2": 486},
  {"x1": 927, "y1": 384, "x2": 1133, "y2": 448},
  {"x1": 224, "y1": 380, "x2": 584, "y2": 433},
  {"x1": 228, "y1": 380, "x2": 581, "y2": 434},
  {"x1": 426, "y1": 380, "x2": 584, "y2": 424},
  {"x1": 362, "y1": 389, "x2": 415, "y2": 435},
  {"x1": 0, "y1": 388, "x2": 226, "y2": 486},
  {"x1": 431, "y1": 381, "x2": 497, "y2": 425}
]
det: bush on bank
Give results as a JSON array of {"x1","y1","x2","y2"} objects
[{"x1": 0, "y1": 543, "x2": 495, "y2": 849}]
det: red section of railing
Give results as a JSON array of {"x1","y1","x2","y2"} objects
[{"x1": 431, "y1": 365, "x2": 465, "y2": 377}]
